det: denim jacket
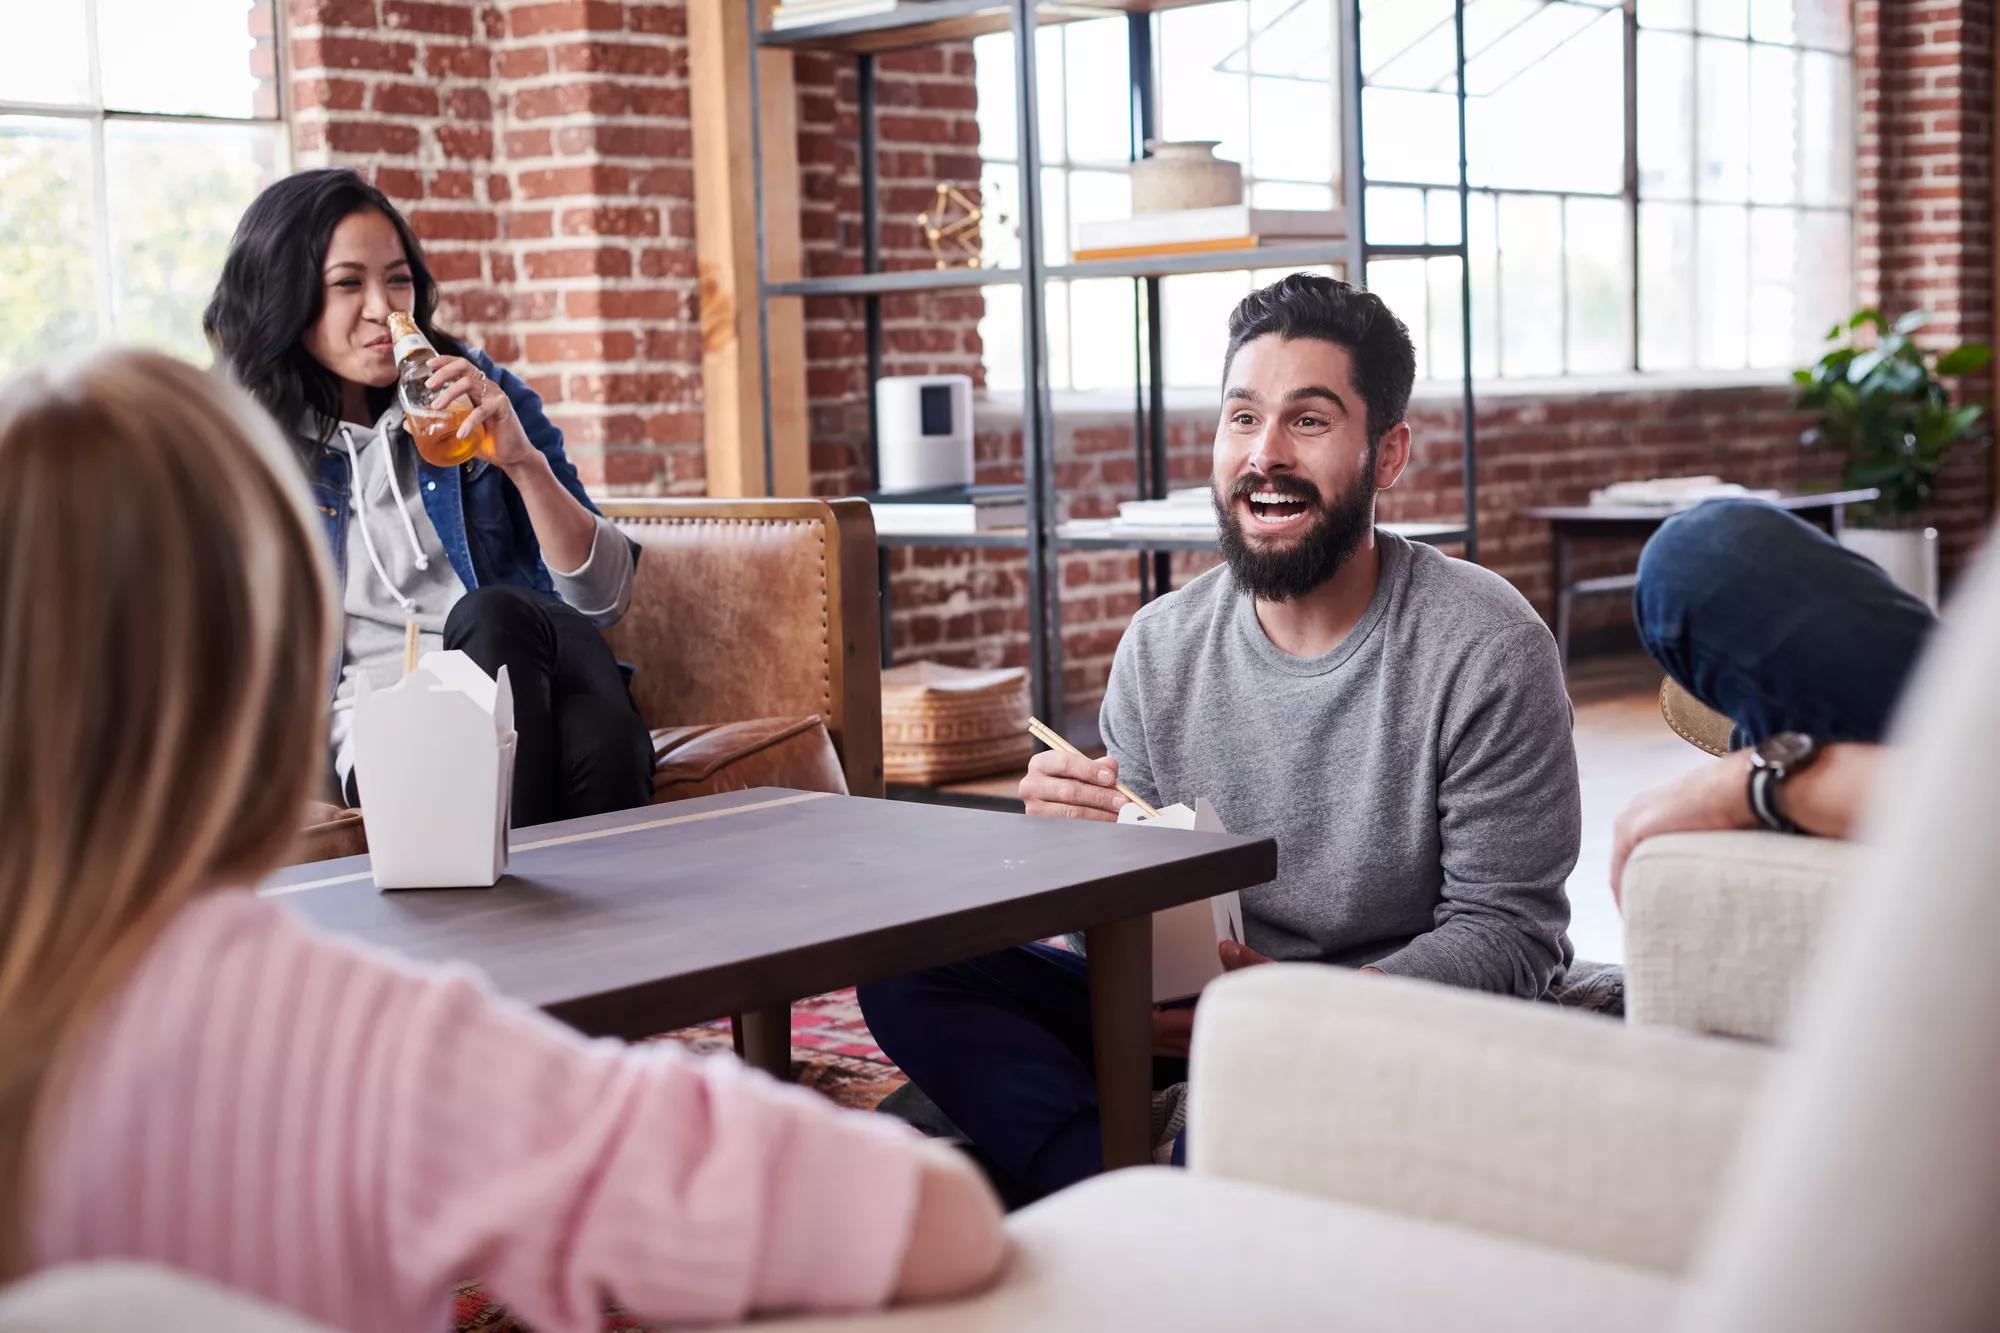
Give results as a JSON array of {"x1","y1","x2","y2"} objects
[{"x1": 305, "y1": 350, "x2": 603, "y2": 598}]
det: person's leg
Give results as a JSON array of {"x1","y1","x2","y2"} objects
[
  {"x1": 443, "y1": 585, "x2": 563, "y2": 826},
  {"x1": 1633, "y1": 498, "x2": 1938, "y2": 744},
  {"x1": 541, "y1": 602, "x2": 654, "y2": 819},
  {"x1": 859, "y1": 944, "x2": 1104, "y2": 1203}
]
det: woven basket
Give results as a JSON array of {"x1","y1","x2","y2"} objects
[{"x1": 882, "y1": 661, "x2": 1035, "y2": 784}]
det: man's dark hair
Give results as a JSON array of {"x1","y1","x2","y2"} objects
[{"x1": 1221, "y1": 274, "x2": 1416, "y2": 446}]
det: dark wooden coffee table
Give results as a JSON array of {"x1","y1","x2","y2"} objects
[{"x1": 262, "y1": 787, "x2": 1276, "y2": 1171}]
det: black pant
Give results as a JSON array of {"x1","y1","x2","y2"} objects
[{"x1": 443, "y1": 585, "x2": 653, "y2": 828}]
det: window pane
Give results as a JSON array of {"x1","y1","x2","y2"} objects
[
  {"x1": 1366, "y1": 257, "x2": 1430, "y2": 381},
  {"x1": 1360, "y1": 0, "x2": 1455, "y2": 90},
  {"x1": 1566, "y1": 195, "x2": 1630, "y2": 374},
  {"x1": 1796, "y1": 209, "x2": 1853, "y2": 358},
  {"x1": 1696, "y1": 38, "x2": 1749, "y2": 201},
  {"x1": 1637, "y1": 0, "x2": 1695, "y2": 28},
  {"x1": 98, "y1": 0, "x2": 280, "y2": 120},
  {"x1": 1639, "y1": 202, "x2": 1696, "y2": 370},
  {"x1": 980, "y1": 284, "x2": 1024, "y2": 392},
  {"x1": 1748, "y1": 0, "x2": 1795, "y2": 43},
  {"x1": 1158, "y1": 2, "x2": 1251, "y2": 167},
  {"x1": 1044, "y1": 277, "x2": 1072, "y2": 391},
  {"x1": 1425, "y1": 255, "x2": 1466, "y2": 384},
  {"x1": 1366, "y1": 187, "x2": 1427, "y2": 245},
  {"x1": 1799, "y1": 51, "x2": 1853, "y2": 206},
  {"x1": 1496, "y1": 193, "x2": 1563, "y2": 376},
  {"x1": 1250, "y1": 72, "x2": 1333, "y2": 183},
  {"x1": 980, "y1": 163, "x2": 1022, "y2": 269},
  {"x1": 1040, "y1": 166, "x2": 1069, "y2": 265},
  {"x1": 0, "y1": 118, "x2": 99, "y2": 375},
  {"x1": 1066, "y1": 169, "x2": 1131, "y2": 255},
  {"x1": 103, "y1": 121, "x2": 284, "y2": 362},
  {"x1": 1747, "y1": 207, "x2": 1796, "y2": 369},
  {"x1": 1426, "y1": 188, "x2": 1462, "y2": 245},
  {"x1": 1638, "y1": 31, "x2": 1695, "y2": 198},
  {"x1": 1037, "y1": 26, "x2": 1066, "y2": 166},
  {"x1": 1748, "y1": 45, "x2": 1799, "y2": 205},
  {"x1": 1248, "y1": 0, "x2": 1333, "y2": 82},
  {"x1": 0, "y1": 4, "x2": 90, "y2": 106},
  {"x1": 1067, "y1": 278, "x2": 1137, "y2": 391},
  {"x1": 1364, "y1": 88, "x2": 1460, "y2": 186},
  {"x1": 1697, "y1": 0, "x2": 1748, "y2": 37},
  {"x1": 1697, "y1": 204, "x2": 1749, "y2": 368},
  {"x1": 1468, "y1": 9, "x2": 1623, "y2": 194},
  {"x1": 1065, "y1": 19, "x2": 1131, "y2": 165},
  {"x1": 1162, "y1": 270, "x2": 1248, "y2": 388},
  {"x1": 1796, "y1": 0, "x2": 1850, "y2": 51},
  {"x1": 1251, "y1": 180, "x2": 1335, "y2": 209},
  {"x1": 974, "y1": 33, "x2": 1018, "y2": 163},
  {"x1": 1467, "y1": 190, "x2": 1500, "y2": 378}
]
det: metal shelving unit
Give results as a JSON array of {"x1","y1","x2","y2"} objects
[{"x1": 747, "y1": 0, "x2": 1480, "y2": 728}]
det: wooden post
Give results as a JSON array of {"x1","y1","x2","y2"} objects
[{"x1": 689, "y1": 0, "x2": 810, "y2": 498}]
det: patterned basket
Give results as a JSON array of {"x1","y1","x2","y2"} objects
[{"x1": 882, "y1": 661, "x2": 1035, "y2": 784}]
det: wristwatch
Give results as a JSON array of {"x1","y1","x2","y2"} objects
[{"x1": 1747, "y1": 732, "x2": 1820, "y2": 834}]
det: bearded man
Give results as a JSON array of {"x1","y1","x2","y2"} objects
[{"x1": 859, "y1": 274, "x2": 1580, "y2": 1202}]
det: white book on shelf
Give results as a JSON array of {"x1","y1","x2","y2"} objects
[
  {"x1": 1112, "y1": 487, "x2": 1216, "y2": 530},
  {"x1": 771, "y1": 0, "x2": 904, "y2": 28},
  {"x1": 869, "y1": 502, "x2": 1026, "y2": 536},
  {"x1": 1075, "y1": 206, "x2": 1348, "y2": 260}
]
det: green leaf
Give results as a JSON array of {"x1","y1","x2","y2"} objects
[
  {"x1": 1792, "y1": 368, "x2": 1814, "y2": 387},
  {"x1": 1893, "y1": 308, "x2": 1932, "y2": 335},
  {"x1": 1825, "y1": 321, "x2": 1846, "y2": 342},
  {"x1": 1847, "y1": 348, "x2": 1889, "y2": 383},
  {"x1": 1936, "y1": 344, "x2": 1995, "y2": 376},
  {"x1": 1849, "y1": 307, "x2": 1889, "y2": 333}
]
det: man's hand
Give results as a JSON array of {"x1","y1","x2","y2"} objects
[
  {"x1": 1218, "y1": 939, "x2": 1272, "y2": 970},
  {"x1": 1019, "y1": 747, "x2": 1129, "y2": 821},
  {"x1": 1611, "y1": 750, "x2": 1756, "y2": 907}
]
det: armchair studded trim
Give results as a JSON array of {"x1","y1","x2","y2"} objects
[{"x1": 599, "y1": 498, "x2": 884, "y2": 798}]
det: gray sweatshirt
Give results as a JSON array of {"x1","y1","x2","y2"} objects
[
  {"x1": 322, "y1": 405, "x2": 635, "y2": 788},
  {"x1": 1099, "y1": 530, "x2": 1578, "y2": 998}
]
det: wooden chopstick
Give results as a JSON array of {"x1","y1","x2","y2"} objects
[
  {"x1": 1026, "y1": 715, "x2": 1160, "y2": 819},
  {"x1": 402, "y1": 620, "x2": 421, "y2": 678}
]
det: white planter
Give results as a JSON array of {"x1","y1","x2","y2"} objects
[{"x1": 1840, "y1": 526, "x2": 1941, "y2": 611}]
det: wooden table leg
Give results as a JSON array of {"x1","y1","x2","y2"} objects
[
  {"x1": 733, "y1": 1006, "x2": 793, "y2": 1080},
  {"x1": 1085, "y1": 914, "x2": 1153, "y2": 1172},
  {"x1": 1552, "y1": 528, "x2": 1573, "y2": 673}
]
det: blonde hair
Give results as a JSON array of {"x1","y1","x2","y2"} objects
[{"x1": 0, "y1": 348, "x2": 335, "y2": 1272}]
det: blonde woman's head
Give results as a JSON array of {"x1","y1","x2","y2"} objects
[{"x1": 0, "y1": 347, "x2": 334, "y2": 1271}]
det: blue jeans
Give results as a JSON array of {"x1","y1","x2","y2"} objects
[
  {"x1": 1633, "y1": 499, "x2": 1938, "y2": 745},
  {"x1": 858, "y1": 943, "x2": 1186, "y2": 1204}
]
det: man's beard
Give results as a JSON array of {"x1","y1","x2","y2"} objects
[{"x1": 1212, "y1": 466, "x2": 1376, "y2": 603}]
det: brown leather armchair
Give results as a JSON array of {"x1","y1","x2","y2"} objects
[{"x1": 287, "y1": 497, "x2": 881, "y2": 865}]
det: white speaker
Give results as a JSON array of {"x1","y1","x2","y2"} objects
[{"x1": 875, "y1": 374, "x2": 974, "y2": 492}]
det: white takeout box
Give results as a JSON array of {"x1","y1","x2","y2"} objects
[
  {"x1": 352, "y1": 650, "x2": 516, "y2": 889},
  {"x1": 1118, "y1": 797, "x2": 1248, "y2": 1003}
]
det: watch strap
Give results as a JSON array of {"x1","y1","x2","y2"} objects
[{"x1": 1749, "y1": 764, "x2": 1800, "y2": 834}]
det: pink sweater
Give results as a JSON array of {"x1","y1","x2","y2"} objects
[{"x1": 28, "y1": 890, "x2": 924, "y2": 1330}]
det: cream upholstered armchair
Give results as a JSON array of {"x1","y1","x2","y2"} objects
[{"x1": 1621, "y1": 678, "x2": 1856, "y2": 1042}]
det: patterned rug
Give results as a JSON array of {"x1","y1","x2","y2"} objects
[{"x1": 452, "y1": 989, "x2": 905, "y2": 1332}]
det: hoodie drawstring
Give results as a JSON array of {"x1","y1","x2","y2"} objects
[{"x1": 339, "y1": 425, "x2": 429, "y2": 614}]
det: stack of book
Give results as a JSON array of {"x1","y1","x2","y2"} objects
[
  {"x1": 771, "y1": 0, "x2": 906, "y2": 28},
  {"x1": 864, "y1": 484, "x2": 1027, "y2": 537},
  {"x1": 1073, "y1": 206, "x2": 1348, "y2": 263},
  {"x1": 1108, "y1": 486, "x2": 1216, "y2": 535}
]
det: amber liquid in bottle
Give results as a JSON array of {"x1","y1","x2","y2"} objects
[{"x1": 387, "y1": 311, "x2": 495, "y2": 468}]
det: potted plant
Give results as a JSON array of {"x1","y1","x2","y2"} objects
[{"x1": 1795, "y1": 307, "x2": 1992, "y2": 609}]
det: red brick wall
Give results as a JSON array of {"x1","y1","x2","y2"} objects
[
  {"x1": 1856, "y1": 0, "x2": 1995, "y2": 573},
  {"x1": 285, "y1": 0, "x2": 979, "y2": 497}
]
